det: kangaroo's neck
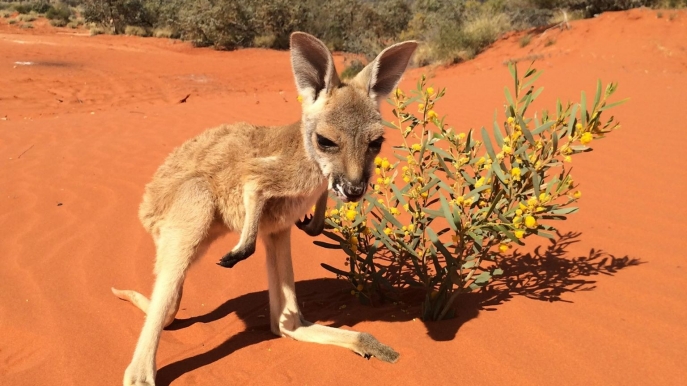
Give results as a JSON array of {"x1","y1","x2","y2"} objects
[{"x1": 271, "y1": 120, "x2": 327, "y2": 195}]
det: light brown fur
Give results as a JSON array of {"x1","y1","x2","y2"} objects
[{"x1": 112, "y1": 32, "x2": 417, "y2": 386}]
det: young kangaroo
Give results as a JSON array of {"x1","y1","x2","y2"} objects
[{"x1": 111, "y1": 32, "x2": 417, "y2": 386}]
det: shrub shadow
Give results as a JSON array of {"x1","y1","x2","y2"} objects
[{"x1": 156, "y1": 231, "x2": 641, "y2": 385}]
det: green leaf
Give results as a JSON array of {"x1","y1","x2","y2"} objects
[
  {"x1": 532, "y1": 171, "x2": 541, "y2": 197},
  {"x1": 493, "y1": 111, "x2": 504, "y2": 147},
  {"x1": 427, "y1": 227, "x2": 458, "y2": 267},
  {"x1": 531, "y1": 121, "x2": 554, "y2": 135},
  {"x1": 593, "y1": 79, "x2": 602, "y2": 110},
  {"x1": 481, "y1": 127, "x2": 497, "y2": 160},
  {"x1": 566, "y1": 104, "x2": 579, "y2": 137},
  {"x1": 505, "y1": 86, "x2": 515, "y2": 107},
  {"x1": 439, "y1": 194, "x2": 457, "y2": 231},
  {"x1": 580, "y1": 91, "x2": 588, "y2": 127},
  {"x1": 465, "y1": 185, "x2": 490, "y2": 199},
  {"x1": 518, "y1": 116, "x2": 536, "y2": 145},
  {"x1": 600, "y1": 98, "x2": 629, "y2": 111},
  {"x1": 492, "y1": 268, "x2": 504, "y2": 276},
  {"x1": 549, "y1": 207, "x2": 579, "y2": 215},
  {"x1": 382, "y1": 120, "x2": 397, "y2": 129},
  {"x1": 473, "y1": 272, "x2": 492, "y2": 285},
  {"x1": 373, "y1": 200, "x2": 404, "y2": 229},
  {"x1": 390, "y1": 184, "x2": 408, "y2": 206}
]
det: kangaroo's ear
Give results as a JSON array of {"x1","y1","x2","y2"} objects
[
  {"x1": 290, "y1": 32, "x2": 340, "y2": 105},
  {"x1": 352, "y1": 41, "x2": 418, "y2": 105}
]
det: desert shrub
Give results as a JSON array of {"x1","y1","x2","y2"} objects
[
  {"x1": 152, "y1": 26, "x2": 175, "y2": 38},
  {"x1": 520, "y1": 34, "x2": 532, "y2": 47},
  {"x1": 175, "y1": 0, "x2": 255, "y2": 49},
  {"x1": 340, "y1": 59, "x2": 365, "y2": 80},
  {"x1": 89, "y1": 24, "x2": 106, "y2": 35},
  {"x1": 253, "y1": 34, "x2": 276, "y2": 48},
  {"x1": 124, "y1": 24, "x2": 147, "y2": 36},
  {"x1": 8, "y1": 17, "x2": 16, "y2": 23},
  {"x1": 83, "y1": 0, "x2": 155, "y2": 33},
  {"x1": 45, "y1": 2, "x2": 72, "y2": 22},
  {"x1": 18, "y1": 13, "x2": 35, "y2": 21},
  {"x1": 12, "y1": 1, "x2": 51, "y2": 14},
  {"x1": 0, "y1": 10, "x2": 11, "y2": 17},
  {"x1": 318, "y1": 64, "x2": 626, "y2": 320},
  {"x1": 21, "y1": 21, "x2": 32, "y2": 28},
  {"x1": 50, "y1": 18, "x2": 67, "y2": 27}
]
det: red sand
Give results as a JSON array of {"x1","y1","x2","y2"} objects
[{"x1": 1, "y1": 8, "x2": 686, "y2": 385}]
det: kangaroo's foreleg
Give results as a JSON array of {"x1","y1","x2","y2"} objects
[
  {"x1": 295, "y1": 190, "x2": 328, "y2": 236},
  {"x1": 264, "y1": 227, "x2": 400, "y2": 363},
  {"x1": 218, "y1": 182, "x2": 264, "y2": 268}
]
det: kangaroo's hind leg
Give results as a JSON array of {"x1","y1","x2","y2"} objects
[
  {"x1": 123, "y1": 179, "x2": 214, "y2": 386},
  {"x1": 264, "y1": 228, "x2": 399, "y2": 363}
]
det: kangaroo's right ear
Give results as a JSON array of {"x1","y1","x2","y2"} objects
[{"x1": 290, "y1": 32, "x2": 340, "y2": 105}]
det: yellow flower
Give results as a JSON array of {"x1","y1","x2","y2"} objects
[
  {"x1": 297, "y1": 95, "x2": 303, "y2": 103},
  {"x1": 418, "y1": 103, "x2": 425, "y2": 111},
  {"x1": 361, "y1": 227, "x2": 371, "y2": 236},
  {"x1": 539, "y1": 193, "x2": 550, "y2": 203},
  {"x1": 427, "y1": 110, "x2": 438, "y2": 120},
  {"x1": 411, "y1": 143, "x2": 422, "y2": 152},
  {"x1": 463, "y1": 198, "x2": 474, "y2": 207},
  {"x1": 420, "y1": 191, "x2": 429, "y2": 198},
  {"x1": 513, "y1": 215, "x2": 522, "y2": 225},
  {"x1": 507, "y1": 116, "x2": 515, "y2": 125},
  {"x1": 390, "y1": 207, "x2": 400, "y2": 215},
  {"x1": 575, "y1": 122, "x2": 583, "y2": 131},
  {"x1": 345, "y1": 210, "x2": 357, "y2": 221},
  {"x1": 511, "y1": 167, "x2": 521, "y2": 181},
  {"x1": 403, "y1": 176, "x2": 411, "y2": 183},
  {"x1": 459, "y1": 157, "x2": 469, "y2": 165},
  {"x1": 384, "y1": 177, "x2": 391, "y2": 185},
  {"x1": 375, "y1": 167, "x2": 381, "y2": 175},
  {"x1": 514, "y1": 230, "x2": 525, "y2": 239},
  {"x1": 524, "y1": 215, "x2": 538, "y2": 229},
  {"x1": 580, "y1": 132, "x2": 593, "y2": 145},
  {"x1": 373, "y1": 184, "x2": 380, "y2": 191},
  {"x1": 573, "y1": 190, "x2": 582, "y2": 199},
  {"x1": 374, "y1": 157, "x2": 382, "y2": 166},
  {"x1": 403, "y1": 203, "x2": 410, "y2": 211},
  {"x1": 527, "y1": 197, "x2": 538, "y2": 207},
  {"x1": 515, "y1": 209, "x2": 523, "y2": 216},
  {"x1": 519, "y1": 202, "x2": 527, "y2": 211},
  {"x1": 476, "y1": 157, "x2": 486, "y2": 165},
  {"x1": 499, "y1": 244, "x2": 509, "y2": 253},
  {"x1": 381, "y1": 158, "x2": 391, "y2": 170},
  {"x1": 564, "y1": 156, "x2": 572, "y2": 163},
  {"x1": 376, "y1": 177, "x2": 383, "y2": 184},
  {"x1": 475, "y1": 177, "x2": 485, "y2": 188},
  {"x1": 426, "y1": 87, "x2": 434, "y2": 95},
  {"x1": 454, "y1": 196, "x2": 464, "y2": 205},
  {"x1": 502, "y1": 144, "x2": 512, "y2": 154},
  {"x1": 383, "y1": 228, "x2": 393, "y2": 236},
  {"x1": 457, "y1": 133, "x2": 466, "y2": 140},
  {"x1": 407, "y1": 223, "x2": 415, "y2": 232},
  {"x1": 330, "y1": 209, "x2": 339, "y2": 216}
]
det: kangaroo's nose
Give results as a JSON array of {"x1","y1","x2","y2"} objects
[{"x1": 343, "y1": 183, "x2": 366, "y2": 200}]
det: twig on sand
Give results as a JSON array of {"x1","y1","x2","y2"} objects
[
  {"x1": 179, "y1": 94, "x2": 191, "y2": 103},
  {"x1": 17, "y1": 144, "x2": 34, "y2": 159}
]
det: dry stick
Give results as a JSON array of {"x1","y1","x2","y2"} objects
[{"x1": 17, "y1": 144, "x2": 34, "y2": 159}]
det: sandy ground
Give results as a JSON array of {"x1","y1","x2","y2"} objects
[{"x1": 1, "y1": 8, "x2": 686, "y2": 386}]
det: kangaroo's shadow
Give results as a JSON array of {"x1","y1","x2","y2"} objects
[{"x1": 156, "y1": 231, "x2": 642, "y2": 385}]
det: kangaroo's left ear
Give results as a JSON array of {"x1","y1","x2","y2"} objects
[{"x1": 351, "y1": 41, "x2": 418, "y2": 106}]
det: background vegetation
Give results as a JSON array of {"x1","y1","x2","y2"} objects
[{"x1": 2, "y1": 1, "x2": 685, "y2": 64}]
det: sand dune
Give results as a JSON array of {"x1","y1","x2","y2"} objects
[{"x1": 1, "y1": 8, "x2": 685, "y2": 385}]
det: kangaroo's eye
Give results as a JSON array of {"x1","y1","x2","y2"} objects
[
  {"x1": 316, "y1": 134, "x2": 338, "y2": 150},
  {"x1": 369, "y1": 136, "x2": 385, "y2": 152}
]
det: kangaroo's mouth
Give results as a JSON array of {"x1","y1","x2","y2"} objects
[{"x1": 331, "y1": 183, "x2": 366, "y2": 203}]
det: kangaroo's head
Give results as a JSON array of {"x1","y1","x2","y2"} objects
[{"x1": 290, "y1": 32, "x2": 417, "y2": 202}]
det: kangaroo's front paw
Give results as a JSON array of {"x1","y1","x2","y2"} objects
[
  {"x1": 295, "y1": 214, "x2": 323, "y2": 236},
  {"x1": 217, "y1": 245, "x2": 255, "y2": 268},
  {"x1": 123, "y1": 364, "x2": 155, "y2": 386}
]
